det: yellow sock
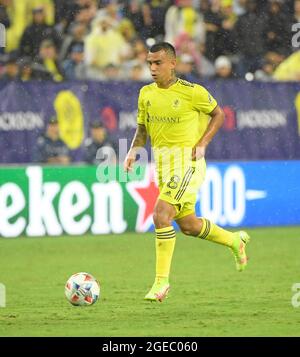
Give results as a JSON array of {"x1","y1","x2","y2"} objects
[
  {"x1": 198, "y1": 218, "x2": 234, "y2": 247},
  {"x1": 155, "y1": 226, "x2": 176, "y2": 279}
]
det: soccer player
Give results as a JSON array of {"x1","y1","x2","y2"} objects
[{"x1": 123, "y1": 42, "x2": 250, "y2": 302}]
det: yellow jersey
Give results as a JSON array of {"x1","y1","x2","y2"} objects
[{"x1": 137, "y1": 78, "x2": 217, "y2": 150}]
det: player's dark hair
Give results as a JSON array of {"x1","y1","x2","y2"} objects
[{"x1": 149, "y1": 42, "x2": 176, "y2": 58}]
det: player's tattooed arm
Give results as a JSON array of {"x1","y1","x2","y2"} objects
[
  {"x1": 192, "y1": 105, "x2": 225, "y2": 160},
  {"x1": 130, "y1": 124, "x2": 148, "y2": 149},
  {"x1": 124, "y1": 124, "x2": 147, "y2": 172}
]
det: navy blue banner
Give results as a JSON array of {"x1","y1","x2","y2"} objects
[{"x1": 0, "y1": 80, "x2": 300, "y2": 163}]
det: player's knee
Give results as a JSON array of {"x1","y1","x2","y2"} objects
[
  {"x1": 153, "y1": 210, "x2": 171, "y2": 227},
  {"x1": 153, "y1": 205, "x2": 173, "y2": 228}
]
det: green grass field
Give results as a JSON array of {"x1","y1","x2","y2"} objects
[{"x1": 0, "y1": 227, "x2": 300, "y2": 337}]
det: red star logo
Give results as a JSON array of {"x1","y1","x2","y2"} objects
[{"x1": 126, "y1": 165, "x2": 159, "y2": 232}]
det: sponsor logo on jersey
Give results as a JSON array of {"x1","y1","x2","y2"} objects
[{"x1": 147, "y1": 114, "x2": 180, "y2": 124}]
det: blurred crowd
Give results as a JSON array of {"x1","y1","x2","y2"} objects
[
  {"x1": 33, "y1": 117, "x2": 116, "y2": 165},
  {"x1": 0, "y1": 0, "x2": 300, "y2": 82}
]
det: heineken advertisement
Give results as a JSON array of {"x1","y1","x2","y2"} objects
[{"x1": 0, "y1": 161, "x2": 300, "y2": 238}]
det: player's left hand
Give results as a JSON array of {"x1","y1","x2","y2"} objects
[{"x1": 192, "y1": 146, "x2": 206, "y2": 161}]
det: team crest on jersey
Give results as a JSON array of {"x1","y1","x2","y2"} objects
[{"x1": 172, "y1": 99, "x2": 180, "y2": 109}]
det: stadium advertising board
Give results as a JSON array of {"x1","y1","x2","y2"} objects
[
  {"x1": 0, "y1": 161, "x2": 299, "y2": 238},
  {"x1": 0, "y1": 81, "x2": 299, "y2": 163}
]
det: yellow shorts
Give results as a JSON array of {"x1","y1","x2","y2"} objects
[{"x1": 158, "y1": 158, "x2": 206, "y2": 220}]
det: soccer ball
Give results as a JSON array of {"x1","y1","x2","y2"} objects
[{"x1": 65, "y1": 272, "x2": 100, "y2": 306}]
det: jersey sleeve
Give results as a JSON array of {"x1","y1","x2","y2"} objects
[
  {"x1": 136, "y1": 88, "x2": 146, "y2": 125},
  {"x1": 192, "y1": 84, "x2": 218, "y2": 114}
]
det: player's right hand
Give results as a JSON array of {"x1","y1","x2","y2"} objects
[{"x1": 123, "y1": 149, "x2": 136, "y2": 172}]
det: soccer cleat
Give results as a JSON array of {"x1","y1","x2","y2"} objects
[
  {"x1": 144, "y1": 277, "x2": 170, "y2": 302},
  {"x1": 230, "y1": 231, "x2": 250, "y2": 272}
]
